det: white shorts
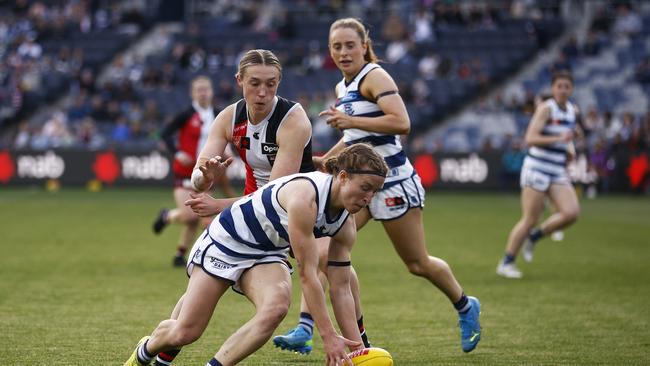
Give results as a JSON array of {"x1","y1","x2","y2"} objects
[
  {"x1": 186, "y1": 231, "x2": 291, "y2": 293},
  {"x1": 520, "y1": 165, "x2": 570, "y2": 192},
  {"x1": 368, "y1": 173, "x2": 425, "y2": 221}
]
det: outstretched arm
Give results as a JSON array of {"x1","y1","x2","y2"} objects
[
  {"x1": 327, "y1": 217, "x2": 363, "y2": 349},
  {"x1": 280, "y1": 180, "x2": 359, "y2": 365}
]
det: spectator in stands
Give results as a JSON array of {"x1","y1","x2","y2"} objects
[
  {"x1": 411, "y1": 7, "x2": 434, "y2": 44},
  {"x1": 13, "y1": 120, "x2": 31, "y2": 149},
  {"x1": 418, "y1": 51, "x2": 440, "y2": 80},
  {"x1": 561, "y1": 36, "x2": 579, "y2": 61},
  {"x1": 612, "y1": 3, "x2": 642, "y2": 39},
  {"x1": 77, "y1": 116, "x2": 105, "y2": 149},
  {"x1": 589, "y1": 138, "x2": 611, "y2": 194},
  {"x1": 111, "y1": 116, "x2": 131, "y2": 143},
  {"x1": 634, "y1": 56, "x2": 650, "y2": 85},
  {"x1": 39, "y1": 110, "x2": 74, "y2": 149},
  {"x1": 582, "y1": 31, "x2": 601, "y2": 56}
]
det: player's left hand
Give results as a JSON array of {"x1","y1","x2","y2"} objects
[{"x1": 320, "y1": 106, "x2": 354, "y2": 130}]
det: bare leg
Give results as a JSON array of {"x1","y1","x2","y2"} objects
[
  {"x1": 382, "y1": 208, "x2": 463, "y2": 302},
  {"x1": 145, "y1": 267, "x2": 230, "y2": 354},
  {"x1": 539, "y1": 184, "x2": 580, "y2": 234},
  {"x1": 504, "y1": 187, "x2": 546, "y2": 257},
  {"x1": 169, "y1": 188, "x2": 200, "y2": 253},
  {"x1": 215, "y1": 263, "x2": 291, "y2": 365}
]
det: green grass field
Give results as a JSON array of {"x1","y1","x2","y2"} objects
[{"x1": 1, "y1": 187, "x2": 648, "y2": 365}]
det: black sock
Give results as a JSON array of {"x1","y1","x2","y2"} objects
[
  {"x1": 153, "y1": 349, "x2": 181, "y2": 365},
  {"x1": 206, "y1": 358, "x2": 223, "y2": 366},
  {"x1": 529, "y1": 228, "x2": 544, "y2": 243},
  {"x1": 453, "y1": 293, "x2": 471, "y2": 314},
  {"x1": 503, "y1": 253, "x2": 516, "y2": 264},
  {"x1": 357, "y1": 316, "x2": 371, "y2": 347}
]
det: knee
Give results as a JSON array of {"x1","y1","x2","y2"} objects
[
  {"x1": 256, "y1": 301, "x2": 290, "y2": 334},
  {"x1": 184, "y1": 214, "x2": 200, "y2": 226},
  {"x1": 406, "y1": 256, "x2": 450, "y2": 278},
  {"x1": 563, "y1": 206, "x2": 580, "y2": 224},
  {"x1": 521, "y1": 216, "x2": 538, "y2": 230}
]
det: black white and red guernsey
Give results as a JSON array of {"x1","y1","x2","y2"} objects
[
  {"x1": 230, "y1": 96, "x2": 315, "y2": 194},
  {"x1": 162, "y1": 105, "x2": 217, "y2": 178}
]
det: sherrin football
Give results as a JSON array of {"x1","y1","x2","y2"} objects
[{"x1": 347, "y1": 347, "x2": 393, "y2": 365}]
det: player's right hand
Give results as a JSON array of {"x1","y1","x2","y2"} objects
[
  {"x1": 322, "y1": 333, "x2": 359, "y2": 366},
  {"x1": 559, "y1": 131, "x2": 574, "y2": 143}
]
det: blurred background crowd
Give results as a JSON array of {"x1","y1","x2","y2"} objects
[{"x1": 1, "y1": 0, "x2": 649, "y2": 194}]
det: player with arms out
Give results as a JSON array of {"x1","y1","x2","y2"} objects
[
  {"x1": 274, "y1": 18, "x2": 482, "y2": 354},
  {"x1": 123, "y1": 143, "x2": 387, "y2": 366},
  {"x1": 497, "y1": 70, "x2": 581, "y2": 279}
]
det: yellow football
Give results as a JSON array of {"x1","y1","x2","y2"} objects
[{"x1": 348, "y1": 347, "x2": 393, "y2": 365}]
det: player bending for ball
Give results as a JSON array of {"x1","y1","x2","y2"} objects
[{"x1": 123, "y1": 143, "x2": 387, "y2": 366}]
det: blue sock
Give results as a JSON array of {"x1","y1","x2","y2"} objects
[
  {"x1": 453, "y1": 293, "x2": 471, "y2": 314},
  {"x1": 137, "y1": 340, "x2": 155, "y2": 365},
  {"x1": 298, "y1": 312, "x2": 314, "y2": 335},
  {"x1": 529, "y1": 228, "x2": 544, "y2": 243},
  {"x1": 503, "y1": 253, "x2": 516, "y2": 264},
  {"x1": 206, "y1": 358, "x2": 223, "y2": 366}
]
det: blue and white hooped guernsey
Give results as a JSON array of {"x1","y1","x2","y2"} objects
[
  {"x1": 523, "y1": 98, "x2": 577, "y2": 177},
  {"x1": 205, "y1": 171, "x2": 350, "y2": 260},
  {"x1": 335, "y1": 62, "x2": 415, "y2": 187}
]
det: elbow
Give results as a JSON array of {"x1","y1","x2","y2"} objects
[
  {"x1": 524, "y1": 135, "x2": 534, "y2": 146},
  {"x1": 397, "y1": 119, "x2": 411, "y2": 135}
]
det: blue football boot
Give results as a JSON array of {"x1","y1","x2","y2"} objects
[
  {"x1": 459, "y1": 296, "x2": 481, "y2": 352},
  {"x1": 272, "y1": 326, "x2": 313, "y2": 354}
]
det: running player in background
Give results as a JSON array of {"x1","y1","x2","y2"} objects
[
  {"x1": 148, "y1": 49, "x2": 318, "y2": 366},
  {"x1": 152, "y1": 75, "x2": 235, "y2": 267},
  {"x1": 274, "y1": 17, "x2": 482, "y2": 354},
  {"x1": 123, "y1": 143, "x2": 387, "y2": 366},
  {"x1": 497, "y1": 70, "x2": 581, "y2": 279}
]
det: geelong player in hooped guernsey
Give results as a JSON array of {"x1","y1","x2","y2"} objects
[
  {"x1": 123, "y1": 144, "x2": 388, "y2": 366},
  {"x1": 497, "y1": 70, "x2": 581, "y2": 279},
  {"x1": 334, "y1": 62, "x2": 414, "y2": 192}
]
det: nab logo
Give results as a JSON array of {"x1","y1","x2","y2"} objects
[
  {"x1": 253, "y1": 132, "x2": 260, "y2": 139},
  {"x1": 385, "y1": 196, "x2": 405, "y2": 207},
  {"x1": 261, "y1": 143, "x2": 279, "y2": 155}
]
